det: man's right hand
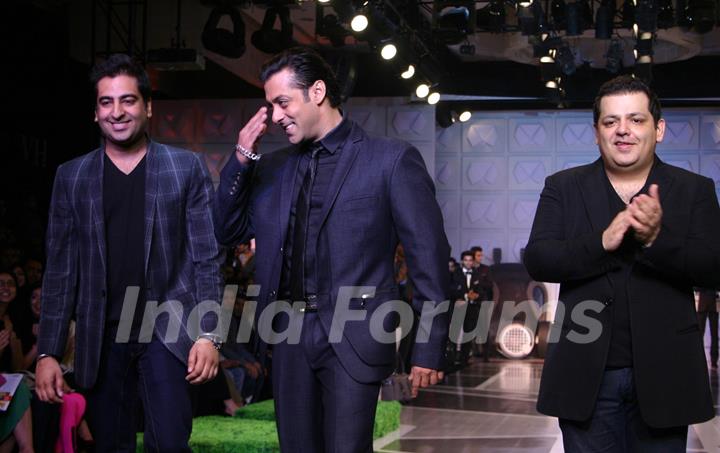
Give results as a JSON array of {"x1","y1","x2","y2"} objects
[
  {"x1": 602, "y1": 210, "x2": 631, "y2": 252},
  {"x1": 36, "y1": 356, "x2": 65, "y2": 403},
  {"x1": 235, "y1": 107, "x2": 268, "y2": 165}
]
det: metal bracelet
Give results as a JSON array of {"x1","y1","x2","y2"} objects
[
  {"x1": 197, "y1": 333, "x2": 223, "y2": 350},
  {"x1": 235, "y1": 143, "x2": 261, "y2": 161}
]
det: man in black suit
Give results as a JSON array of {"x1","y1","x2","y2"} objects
[
  {"x1": 214, "y1": 47, "x2": 450, "y2": 453},
  {"x1": 450, "y1": 250, "x2": 483, "y2": 364},
  {"x1": 524, "y1": 75, "x2": 720, "y2": 452}
]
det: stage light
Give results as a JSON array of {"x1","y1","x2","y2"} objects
[
  {"x1": 202, "y1": 5, "x2": 246, "y2": 58},
  {"x1": 428, "y1": 92, "x2": 441, "y2": 105},
  {"x1": 634, "y1": 32, "x2": 653, "y2": 58},
  {"x1": 318, "y1": 0, "x2": 330, "y2": 3},
  {"x1": 380, "y1": 43, "x2": 397, "y2": 60},
  {"x1": 416, "y1": 83, "x2": 430, "y2": 98},
  {"x1": 459, "y1": 111, "x2": 472, "y2": 122},
  {"x1": 437, "y1": 6, "x2": 472, "y2": 45},
  {"x1": 251, "y1": 6, "x2": 294, "y2": 54},
  {"x1": 540, "y1": 55, "x2": 559, "y2": 80},
  {"x1": 401, "y1": 64, "x2": 415, "y2": 79},
  {"x1": 517, "y1": 1, "x2": 544, "y2": 36},
  {"x1": 351, "y1": 14, "x2": 369, "y2": 32}
]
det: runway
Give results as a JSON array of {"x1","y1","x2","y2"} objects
[{"x1": 373, "y1": 333, "x2": 720, "y2": 452}]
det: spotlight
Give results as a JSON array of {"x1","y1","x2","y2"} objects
[
  {"x1": 319, "y1": 0, "x2": 331, "y2": 3},
  {"x1": 459, "y1": 111, "x2": 472, "y2": 122},
  {"x1": 437, "y1": 6, "x2": 473, "y2": 45},
  {"x1": 428, "y1": 92, "x2": 441, "y2": 105},
  {"x1": 401, "y1": 64, "x2": 415, "y2": 79},
  {"x1": 202, "y1": 5, "x2": 246, "y2": 58},
  {"x1": 416, "y1": 83, "x2": 430, "y2": 98},
  {"x1": 606, "y1": 38, "x2": 623, "y2": 74},
  {"x1": 540, "y1": 54, "x2": 559, "y2": 80},
  {"x1": 436, "y1": 103, "x2": 454, "y2": 128},
  {"x1": 319, "y1": 14, "x2": 349, "y2": 47},
  {"x1": 380, "y1": 43, "x2": 397, "y2": 60},
  {"x1": 351, "y1": 14, "x2": 369, "y2": 32},
  {"x1": 595, "y1": 0, "x2": 615, "y2": 39},
  {"x1": 634, "y1": 32, "x2": 653, "y2": 58},
  {"x1": 251, "y1": 6, "x2": 294, "y2": 54}
]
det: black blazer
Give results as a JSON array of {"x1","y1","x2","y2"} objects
[
  {"x1": 214, "y1": 120, "x2": 451, "y2": 383},
  {"x1": 524, "y1": 157, "x2": 720, "y2": 428}
]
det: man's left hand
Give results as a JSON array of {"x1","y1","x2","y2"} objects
[
  {"x1": 408, "y1": 366, "x2": 444, "y2": 398},
  {"x1": 186, "y1": 339, "x2": 219, "y2": 384},
  {"x1": 627, "y1": 183, "x2": 662, "y2": 246}
]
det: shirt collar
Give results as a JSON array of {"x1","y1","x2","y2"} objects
[{"x1": 312, "y1": 112, "x2": 351, "y2": 155}]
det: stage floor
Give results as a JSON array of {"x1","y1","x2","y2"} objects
[{"x1": 373, "y1": 340, "x2": 720, "y2": 452}]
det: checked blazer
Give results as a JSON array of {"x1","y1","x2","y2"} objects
[{"x1": 39, "y1": 141, "x2": 223, "y2": 388}]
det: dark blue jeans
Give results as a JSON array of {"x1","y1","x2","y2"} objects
[
  {"x1": 560, "y1": 368, "x2": 687, "y2": 453},
  {"x1": 83, "y1": 335, "x2": 192, "y2": 452}
]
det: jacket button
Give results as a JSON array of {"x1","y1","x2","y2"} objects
[
  {"x1": 605, "y1": 297, "x2": 614, "y2": 306},
  {"x1": 270, "y1": 290, "x2": 276, "y2": 297}
]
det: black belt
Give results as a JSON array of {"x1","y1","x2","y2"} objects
[{"x1": 294, "y1": 294, "x2": 318, "y2": 313}]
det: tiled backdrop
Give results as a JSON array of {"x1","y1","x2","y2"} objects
[{"x1": 152, "y1": 99, "x2": 720, "y2": 264}]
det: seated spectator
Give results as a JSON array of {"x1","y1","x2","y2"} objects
[
  {"x1": 221, "y1": 286, "x2": 265, "y2": 405},
  {"x1": 0, "y1": 269, "x2": 34, "y2": 452}
]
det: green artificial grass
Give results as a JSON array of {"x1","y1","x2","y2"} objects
[{"x1": 136, "y1": 400, "x2": 400, "y2": 452}]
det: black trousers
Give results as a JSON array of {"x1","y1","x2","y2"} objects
[
  {"x1": 272, "y1": 312, "x2": 381, "y2": 453},
  {"x1": 82, "y1": 335, "x2": 192, "y2": 453}
]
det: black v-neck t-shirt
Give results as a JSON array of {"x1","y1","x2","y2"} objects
[{"x1": 103, "y1": 154, "x2": 147, "y2": 339}]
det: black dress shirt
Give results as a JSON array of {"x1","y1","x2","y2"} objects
[{"x1": 279, "y1": 117, "x2": 353, "y2": 299}]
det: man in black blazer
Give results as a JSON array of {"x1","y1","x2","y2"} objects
[
  {"x1": 524, "y1": 75, "x2": 720, "y2": 452},
  {"x1": 214, "y1": 47, "x2": 450, "y2": 453},
  {"x1": 36, "y1": 54, "x2": 223, "y2": 452}
]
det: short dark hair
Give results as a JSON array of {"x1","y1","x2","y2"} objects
[
  {"x1": 593, "y1": 75, "x2": 661, "y2": 126},
  {"x1": 259, "y1": 47, "x2": 342, "y2": 108},
  {"x1": 90, "y1": 54, "x2": 152, "y2": 103},
  {"x1": 460, "y1": 250, "x2": 474, "y2": 260},
  {"x1": 470, "y1": 246, "x2": 483, "y2": 254}
]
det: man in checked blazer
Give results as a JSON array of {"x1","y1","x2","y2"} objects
[
  {"x1": 214, "y1": 47, "x2": 450, "y2": 453},
  {"x1": 524, "y1": 76, "x2": 720, "y2": 452},
  {"x1": 35, "y1": 54, "x2": 223, "y2": 452}
]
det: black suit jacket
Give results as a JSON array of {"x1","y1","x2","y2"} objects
[
  {"x1": 214, "y1": 120, "x2": 450, "y2": 383},
  {"x1": 524, "y1": 157, "x2": 720, "y2": 428}
]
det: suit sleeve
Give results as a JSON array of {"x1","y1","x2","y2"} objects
[
  {"x1": 213, "y1": 154, "x2": 256, "y2": 247},
  {"x1": 186, "y1": 154, "x2": 224, "y2": 333},
  {"x1": 389, "y1": 146, "x2": 450, "y2": 371},
  {"x1": 638, "y1": 176, "x2": 720, "y2": 288},
  {"x1": 524, "y1": 175, "x2": 618, "y2": 283},
  {"x1": 38, "y1": 165, "x2": 78, "y2": 359}
]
